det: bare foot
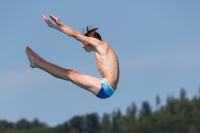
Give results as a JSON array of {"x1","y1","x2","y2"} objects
[{"x1": 26, "y1": 46, "x2": 40, "y2": 68}]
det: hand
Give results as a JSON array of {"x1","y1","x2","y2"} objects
[
  {"x1": 49, "y1": 14, "x2": 62, "y2": 26},
  {"x1": 42, "y1": 14, "x2": 62, "y2": 28},
  {"x1": 41, "y1": 14, "x2": 75, "y2": 37}
]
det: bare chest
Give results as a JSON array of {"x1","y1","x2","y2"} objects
[{"x1": 94, "y1": 50, "x2": 119, "y2": 77}]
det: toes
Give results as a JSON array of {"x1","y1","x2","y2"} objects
[
  {"x1": 26, "y1": 47, "x2": 33, "y2": 54},
  {"x1": 26, "y1": 47, "x2": 30, "y2": 52},
  {"x1": 26, "y1": 47, "x2": 29, "y2": 53},
  {"x1": 26, "y1": 46, "x2": 30, "y2": 50}
]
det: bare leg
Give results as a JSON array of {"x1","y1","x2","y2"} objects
[{"x1": 26, "y1": 46, "x2": 101, "y2": 95}]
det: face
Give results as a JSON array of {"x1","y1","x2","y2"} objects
[{"x1": 82, "y1": 42, "x2": 92, "y2": 52}]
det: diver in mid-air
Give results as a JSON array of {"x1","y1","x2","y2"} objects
[{"x1": 26, "y1": 14, "x2": 119, "y2": 99}]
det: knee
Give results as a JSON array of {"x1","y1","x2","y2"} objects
[
  {"x1": 69, "y1": 70, "x2": 80, "y2": 75},
  {"x1": 65, "y1": 69, "x2": 80, "y2": 81}
]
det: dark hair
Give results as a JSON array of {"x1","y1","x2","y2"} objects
[{"x1": 84, "y1": 26, "x2": 102, "y2": 41}]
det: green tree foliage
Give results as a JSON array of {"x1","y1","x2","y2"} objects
[
  {"x1": 85, "y1": 113, "x2": 100, "y2": 133},
  {"x1": 0, "y1": 120, "x2": 14, "y2": 132},
  {"x1": 180, "y1": 88, "x2": 187, "y2": 100},
  {"x1": 69, "y1": 116, "x2": 84, "y2": 133},
  {"x1": 197, "y1": 86, "x2": 200, "y2": 98},
  {"x1": 1, "y1": 87, "x2": 200, "y2": 133},
  {"x1": 156, "y1": 94, "x2": 161, "y2": 110},
  {"x1": 139, "y1": 101, "x2": 152, "y2": 119},
  {"x1": 0, "y1": 119, "x2": 52, "y2": 133},
  {"x1": 125, "y1": 102, "x2": 137, "y2": 123},
  {"x1": 53, "y1": 121, "x2": 70, "y2": 133},
  {"x1": 111, "y1": 111, "x2": 120, "y2": 133},
  {"x1": 101, "y1": 113, "x2": 110, "y2": 133},
  {"x1": 166, "y1": 95, "x2": 177, "y2": 114}
]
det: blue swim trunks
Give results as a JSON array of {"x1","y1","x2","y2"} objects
[{"x1": 96, "y1": 78, "x2": 115, "y2": 99}]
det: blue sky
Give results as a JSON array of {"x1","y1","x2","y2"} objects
[{"x1": 1, "y1": 1, "x2": 200, "y2": 126}]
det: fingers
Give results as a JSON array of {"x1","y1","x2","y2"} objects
[
  {"x1": 42, "y1": 14, "x2": 54, "y2": 27},
  {"x1": 42, "y1": 14, "x2": 61, "y2": 28},
  {"x1": 49, "y1": 14, "x2": 61, "y2": 25},
  {"x1": 42, "y1": 15, "x2": 51, "y2": 22},
  {"x1": 41, "y1": 14, "x2": 47, "y2": 20},
  {"x1": 49, "y1": 14, "x2": 57, "y2": 20}
]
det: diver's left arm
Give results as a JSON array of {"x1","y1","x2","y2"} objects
[
  {"x1": 42, "y1": 14, "x2": 107, "y2": 53},
  {"x1": 42, "y1": 14, "x2": 79, "y2": 37}
]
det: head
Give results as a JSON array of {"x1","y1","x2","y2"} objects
[{"x1": 82, "y1": 26, "x2": 102, "y2": 52}]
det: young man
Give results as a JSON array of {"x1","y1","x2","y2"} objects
[{"x1": 26, "y1": 14, "x2": 119, "y2": 99}]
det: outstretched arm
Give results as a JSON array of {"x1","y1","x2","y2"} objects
[
  {"x1": 42, "y1": 14, "x2": 77, "y2": 36},
  {"x1": 42, "y1": 14, "x2": 104, "y2": 48}
]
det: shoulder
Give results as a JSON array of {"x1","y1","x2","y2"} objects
[
  {"x1": 88, "y1": 37, "x2": 108, "y2": 48},
  {"x1": 95, "y1": 42, "x2": 110, "y2": 55}
]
